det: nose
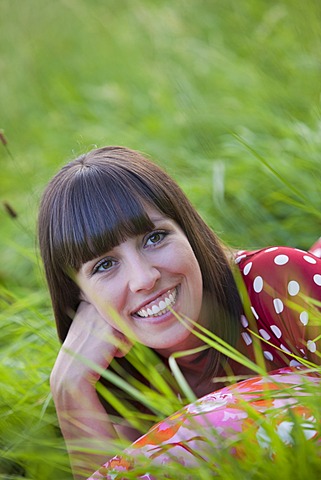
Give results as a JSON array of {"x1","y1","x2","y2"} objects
[{"x1": 127, "y1": 253, "x2": 161, "y2": 293}]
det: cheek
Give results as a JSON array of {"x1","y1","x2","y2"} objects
[
  {"x1": 183, "y1": 248, "x2": 202, "y2": 284},
  {"x1": 186, "y1": 252, "x2": 203, "y2": 302},
  {"x1": 96, "y1": 293, "x2": 120, "y2": 315},
  {"x1": 76, "y1": 274, "x2": 130, "y2": 334},
  {"x1": 174, "y1": 244, "x2": 203, "y2": 298},
  {"x1": 90, "y1": 289, "x2": 130, "y2": 333}
]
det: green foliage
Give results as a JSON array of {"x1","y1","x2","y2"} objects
[{"x1": 1, "y1": 0, "x2": 321, "y2": 478}]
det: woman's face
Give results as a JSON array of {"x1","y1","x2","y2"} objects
[{"x1": 75, "y1": 207, "x2": 204, "y2": 355}]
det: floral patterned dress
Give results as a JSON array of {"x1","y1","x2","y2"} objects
[{"x1": 88, "y1": 241, "x2": 321, "y2": 479}]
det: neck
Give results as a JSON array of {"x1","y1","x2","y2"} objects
[
  {"x1": 177, "y1": 347, "x2": 209, "y2": 370},
  {"x1": 156, "y1": 342, "x2": 209, "y2": 370}
]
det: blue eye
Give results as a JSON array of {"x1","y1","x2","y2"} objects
[
  {"x1": 145, "y1": 231, "x2": 166, "y2": 247},
  {"x1": 93, "y1": 258, "x2": 115, "y2": 274}
]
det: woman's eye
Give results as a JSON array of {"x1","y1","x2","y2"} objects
[
  {"x1": 145, "y1": 231, "x2": 166, "y2": 247},
  {"x1": 94, "y1": 258, "x2": 115, "y2": 273}
]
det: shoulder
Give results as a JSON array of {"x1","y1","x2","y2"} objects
[
  {"x1": 234, "y1": 245, "x2": 321, "y2": 309},
  {"x1": 235, "y1": 246, "x2": 321, "y2": 293},
  {"x1": 234, "y1": 246, "x2": 321, "y2": 365},
  {"x1": 235, "y1": 245, "x2": 320, "y2": 267}
]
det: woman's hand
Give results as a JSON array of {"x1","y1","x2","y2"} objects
[
  {"x1": 51, "y1": 301, "x2": 131, "y2": 390},
  {"x1": 50, "y1": 301, "x2": 132, "y2": 479}
]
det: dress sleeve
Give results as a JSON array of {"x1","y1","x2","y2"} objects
[{"x1": 236, "y1": 247, "x2": 321, "y2": 366}]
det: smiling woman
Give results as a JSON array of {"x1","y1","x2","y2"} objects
[
  {"x1": 38, "y1": 146, "x2": 321, "y2": 479},
  {"x1": 75, "y1": 209, "x2": 203, "y2": 353}
]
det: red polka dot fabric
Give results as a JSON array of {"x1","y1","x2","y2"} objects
[{"x1": 235, "y1": 245, "x2": 321, "y2": 367}]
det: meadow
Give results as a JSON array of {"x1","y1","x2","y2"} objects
[{"x1": 1, "y1": 0, "x2": 321, "y2": 478}]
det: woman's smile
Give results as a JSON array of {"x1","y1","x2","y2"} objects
[
  {"x1": 133, "y1": 286, "x2": 178, "y2": 318},
  {"x1": 75, "y1": 208, "x2": 204, "y2": 353}
]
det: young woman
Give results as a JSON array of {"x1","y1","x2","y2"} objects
[{"x1": 38, "y1": 146, "x2": 321, "y2": 479}]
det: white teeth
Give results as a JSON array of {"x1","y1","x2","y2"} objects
[
  {"x1": 159, "y1": 300, "x2": 166, "y2": 310},
  {"x1": 152, "y1": 305, "x2": 160, "y2": 314},
  {"x1": 136, "y1": 288, "x2": 177, "y2": 318}
]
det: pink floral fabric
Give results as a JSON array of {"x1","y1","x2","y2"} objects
[{"x1": 88, "y1": 367, "x2": 320, "y2": 479}]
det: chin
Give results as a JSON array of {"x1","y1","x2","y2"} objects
[{"x1": 148, "y1": 330, "x2": 195, "y2": 354}]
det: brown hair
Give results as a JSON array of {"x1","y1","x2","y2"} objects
[{"x1": 38, "y1": 146, "x2": 241, "y2": 378}]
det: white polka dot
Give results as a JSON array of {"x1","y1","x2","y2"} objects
[
  {"x1": 313, "y1": 274, "x2": 321, "y2": 286},
  {"x1": 253, "y1": 276, "x2": 264, "y2": 293},
  {"x1": 271, "y1": 325, "x2": 282, "y2": 338},
  {"x1": 289, "y1": 360, "x2": 302, "y2": 367},
  {"x1": 241, "y1": 332, "x2": 253, "y2": 346},
  {"x1": 274, "y1": 254, "x2": 289, "y2": 266},
  {"x1": 265, "y1": 247, "x2": 278, "y2": 253},
  {"x1": 288, "y1": 280, "x2": 300, "y2": 296},
  {"x1": 259, "y1": 329, "x2": 271, "y2": 340},
  {"x1": 235, "y1": 255, "x2": 246, "y2": 264},
  {"x1": 303, "y1": 255, "x2": 317, "y2": 265},
  {"x1": 280, "y1": 344, "x2": 291, "y2": 354},
  {"x1": 307, "y1": 340, "x2": 317, "y2": 353},
  {"x1": 273, "y1": 298, "x2": 284, "y2": 314},
  {"x1": 264, "y1": 351, "x2": 274, "y2": 361},
  {"x1": 243, "y1": 262, "x2": 252, "y2": 276},
  {"x1": 299, "y1": 311, "x2": 309, "y2": 326},
  {"x1": 251, "y1": 306, "x2": 259, "y2": 320},
  {"x1": 240, "y1": 315, "x2": 249, "y2": 328}
]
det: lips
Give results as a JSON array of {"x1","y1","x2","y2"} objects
[{"x1": 134, "y1": 287, "x2": 178, "y2": 318}]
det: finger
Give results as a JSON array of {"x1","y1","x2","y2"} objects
[{"x1": 113, "y1": 335, "x2": 133, "y2": 358}]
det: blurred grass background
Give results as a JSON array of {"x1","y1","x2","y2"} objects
[{"x1": 1, "y1": 0, "x2": 321, "y2": 478}]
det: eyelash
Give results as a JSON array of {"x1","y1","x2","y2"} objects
[
  {"x1": 92, "y1": 257, "x2": 116, "y2": 274},
  {"x1": 144, "y1": 230, "x2": 168, "y2": 247},
  {"x1": 92, "y1": 230, "x2": 169, "y2": 275}
]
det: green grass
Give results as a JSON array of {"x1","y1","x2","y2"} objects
[{"x1": 1, "y1": 0, "x2": 321, "y2": 478}]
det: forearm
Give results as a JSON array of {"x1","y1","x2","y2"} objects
[
  {"x1": 49, "y1": 301, "x2": 132, "y2": 479},
  {"x1": 52, "y1": 379, "x2": 118, "y2": 480}
]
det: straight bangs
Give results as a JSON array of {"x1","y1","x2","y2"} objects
[{"x1": 50, "y1": 167, "x2": 155, "y2": 272}]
